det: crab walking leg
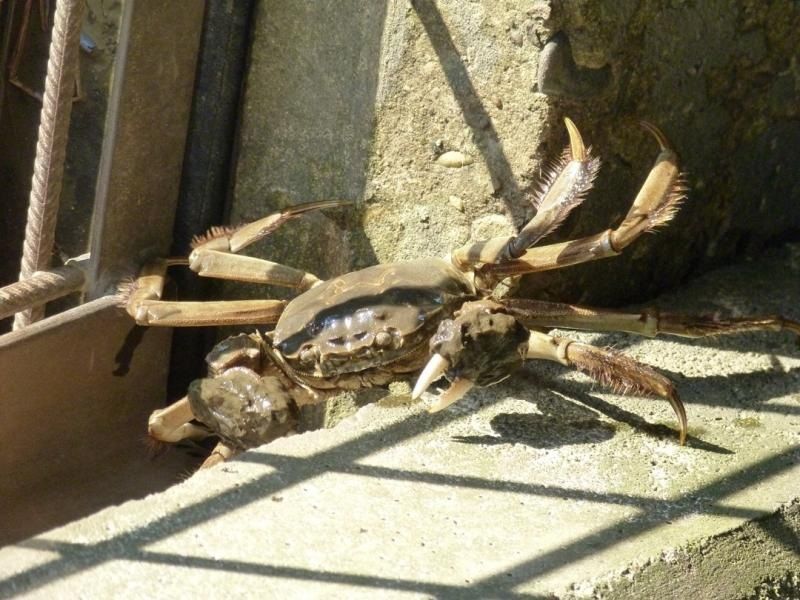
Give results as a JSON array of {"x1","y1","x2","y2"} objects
[
  {"x1": 148, "y1": 396, "x2": 210, "y2": 443},
  {"x1": 199, "y1": 442, "x2": 239, "y2": 470},
  {"x1": 526, "y1": 330, "x2": 687, "y2": 444},
  {"x1": 123, "y1": 259, "x2": 287, "y2": 327},
  {"x1": 469, "y1": 122, "x2": 686, "y2": 279},
  {"x1": 189, "y1": 249, "x2": 321, "y2": 291},
  {"x1": 150, "y1": 400, "x2": 242, "y2": 471},
  {"x1": 504, "y1": 299, "x2": 800, "y2": 339},
  {"x1": 192, "y1": 199, "x2": 351, "y2": 255},
  {"x1": 171, "y1": 199, "x2": 351, "y2": 292},
  {"x1": 452, "y1": 117, "x2": 600, "y2": 268}
]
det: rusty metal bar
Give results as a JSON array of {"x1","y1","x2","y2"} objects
[
  {"x1": 14, "y1": 0, "x2": 86, "y2": 329},
  {"x1": 0, "y1": 263, "x2": 85, "y2": 321},
  {"x1": 0, "y1": 1, "x2": 207, "y2": 546}
]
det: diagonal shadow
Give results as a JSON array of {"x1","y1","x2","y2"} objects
[
  {"x1": 0, "y1": 407, "x2": 480, "y2": 597},
  {"x1": 586, "y1": 328, "x2": 800, "y2": 361},
  {"x1": 239, "y1": 453, "x2": 766, "y2": 521},
  {"x1": 410, "y1": 0, "x2": 520, "y2": 205},
  {"x1": 464, "y1": 445, "x2": 800, "y2": 597},
  {"x1": 537, "y1": 378, "x2": 734, "y2": 454},
  {"x1": 3, "y1": 386, "x2": 798, "y2": 597},
  {"x1": 16, "y1": 540, "x2": 552, "y2": 600},
  {"x1": 9, "y1": 443, "x2": 797, "y2": 599}
]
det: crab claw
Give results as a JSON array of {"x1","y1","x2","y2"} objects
[
  {"x1": 411, "y1": 353, "x2": 450, "y2": 400},
  {"x1": 428, "y1": 377, "x2": 475, "y2": 413}
]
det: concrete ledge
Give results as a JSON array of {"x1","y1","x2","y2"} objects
[{"x1": 1, "y1": 244, "x2": 799, "y2": 598}]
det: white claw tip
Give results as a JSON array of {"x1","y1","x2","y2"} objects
[
  {"x1": 428, "y1": 378, "x2": 475, "y2": 413},
  {"x1": 412, "y1": 354, "x2": 450, "y2": 400}
]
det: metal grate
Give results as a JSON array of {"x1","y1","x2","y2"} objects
[{"x1": 0, "y1": 0, "x2": 86, "y2": 328}]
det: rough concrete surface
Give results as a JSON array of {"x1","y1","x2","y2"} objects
[
  {"x1": 229, "y1": 0, "x2": 800, "y2": 311},
  {"x1": 1, "y1": 245, "x2": 798, "y2": 598}
]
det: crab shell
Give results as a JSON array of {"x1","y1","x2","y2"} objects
[{"x1": 270, "y1": 258, "x2": 476, "y2": 378}]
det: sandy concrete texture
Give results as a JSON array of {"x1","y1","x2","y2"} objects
[
  {"x1": 1, "y1": 245, "x2": 798, "y2": 598},
  {"x1": 227, "y1": 0, "x2": 800, "y2": 309}
]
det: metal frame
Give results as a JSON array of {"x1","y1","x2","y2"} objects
[{"x1": 0, "y1": 0, "x2": 206, "y2": 545}]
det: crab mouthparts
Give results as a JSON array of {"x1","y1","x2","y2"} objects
[{"x1": 411, "y1": 353, "x2": 476, "y2": 412}]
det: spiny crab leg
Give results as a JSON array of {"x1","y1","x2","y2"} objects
[
  {"x1": 453, "y1": 119, "x2": 687, "y2": 282},
  {"x1": 505, "y1": 117, "x2": 601, "y2": 258},
  {"x1": 526, "y1": 331, "x2": 688, "y2": 445},
  {"x1": 452, "y1": 117, "x2": 599, "y2": 267},
  {"x1": 486, "y1": 120, "x2": 685, "y2": 278}
]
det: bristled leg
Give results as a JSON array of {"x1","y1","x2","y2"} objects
[
  {"x1": 450, "y1": 119, "x2": 687, "y2": 287},
  {"x1": 525, "y1": 330, "x2": 688, "y2": 444}
]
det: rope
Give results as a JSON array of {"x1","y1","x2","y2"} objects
[
  {"x1": 14, "y1": 0, "x2": 87, "y2": 329},
  {"x1": 0, "y1": 264, "x2": 84, "y2": 321}
]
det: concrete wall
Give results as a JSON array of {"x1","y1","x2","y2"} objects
[{"x1": 230, "y1": 0, "x2": 800, "y2": 305}]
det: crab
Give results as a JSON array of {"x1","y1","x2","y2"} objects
[{"x1": 123, "y1": 118, "x2": 800, "y2": 467}]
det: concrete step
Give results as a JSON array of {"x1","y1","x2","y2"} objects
[{"x1": 1, "y1": 244, "x2": 799, "y2": 599}]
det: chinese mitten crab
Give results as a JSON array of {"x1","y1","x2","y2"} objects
[{"x1": 124, "y1": 118, "x2": 800, "y2": 466}]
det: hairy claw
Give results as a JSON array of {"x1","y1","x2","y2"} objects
[
  {"x1": 565, "y1": 342, "x2": 688, "y2": 445},
  {"x1": 505, "y1": 118, "x2": 601, "y2": 258}
]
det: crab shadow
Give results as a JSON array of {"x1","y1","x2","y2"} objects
[
  {"x1": 507, "y1": 357, "x2": 800, "y2": 454},
  {"x1": 453, "y1": 365, "x2": 743, "y2": 454},
  {"x1": 451, "y1": 391, "x2": 617, "y2": 449}
]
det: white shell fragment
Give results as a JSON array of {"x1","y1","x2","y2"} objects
[{"x1": 436, "y1": 151, "x2": 474, "y2": 168}]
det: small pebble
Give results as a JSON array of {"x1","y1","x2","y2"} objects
[{"x1": 436, "y1": 151, "x2": 474, "y2": 168}]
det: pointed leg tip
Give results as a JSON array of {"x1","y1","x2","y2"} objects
[
  {"x1": 563, "y1": 117, "x2": 587, "y2": 161},
  {"x1": 639, "y1": 120, "x2": 674, "y2": 153}
]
